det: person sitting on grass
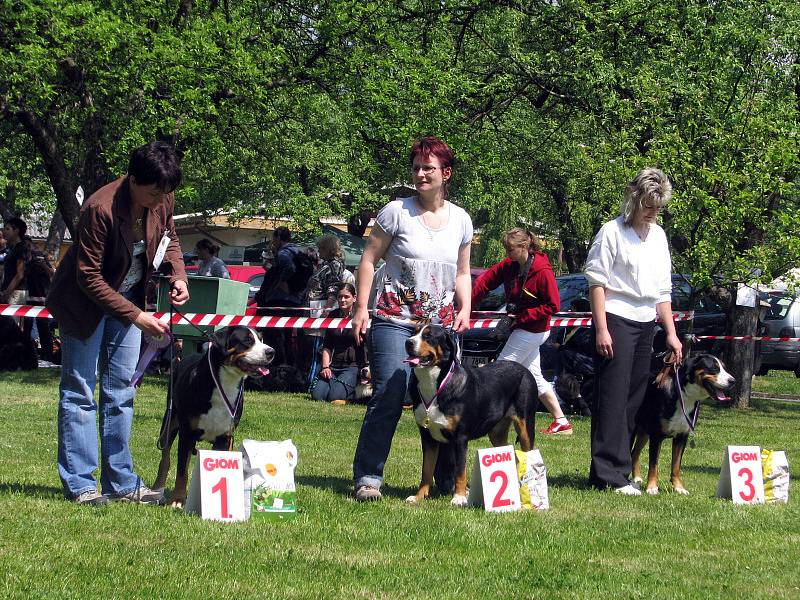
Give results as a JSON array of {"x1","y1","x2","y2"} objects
[{"x1": 310, "y1": 283, "x2": 366, "y2": 405}]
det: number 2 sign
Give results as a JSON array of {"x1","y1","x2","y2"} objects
[
  {"x1": 468, "y1": 445, "x2": 521, "y2": 513},
  {"x1": 185, "y1": 450, "x2": 246, "y2": 521},
  {"x1": 716, "y1": 445, "x2": 765, "y2": 505}
]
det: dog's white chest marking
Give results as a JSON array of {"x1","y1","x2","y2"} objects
[
  {"x1": 196, "y1": 367, "x2": 241, "y2": 442},
  {"x1": 414, "y1": 402, "x2": 450, "y2": 443},
  {"x1": 413, "y1": 365, "x2": 450, "y2": 442},
  {"x1": 661, "y1": 383, "x2": 707, "y2": 436}
]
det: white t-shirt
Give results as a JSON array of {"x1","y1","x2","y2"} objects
[
  {"x1": 119, "y1": 240, "x2": 146, "y2": 294},
  {"x1": 584, "y1": 216, "x2": 672, "y2": 322},
  {"x1": 373, "y1": 197, "x2": 473, "y2": 326}
]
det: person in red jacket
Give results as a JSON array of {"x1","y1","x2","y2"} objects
[{"x1": 472, "y1": 228, "x2": 572, "y2": 435}]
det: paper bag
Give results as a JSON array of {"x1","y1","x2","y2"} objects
[
  {"x1": 240, "y1": 439, "x2": 298, "y2": 519},
  {"x1": 516, "y1": 449, "x2": 549, "y2": 510},
  {"x1": 761, "y1": 449, "x2": 790, "y2": 504}
]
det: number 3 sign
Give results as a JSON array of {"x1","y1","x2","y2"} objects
[
  {"x1": 185, "y1": 450, "x2": 246, "y2": 521},
  {"x1": 716, "y1": 445, "x2": 765, "y2": 505},
  {"x1": 468, "y1": 445, "x2": 521, "y2": 513}
]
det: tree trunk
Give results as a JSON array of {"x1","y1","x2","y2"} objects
[
  {"x1": 15, "y1": 110, "x2": 80, "y2": 237},
  {"x1": 725, "y1": 293, "x2": 758, "y2": 409},
  {"x1": 45, "y1": 211, "x2": 68, "y2": 262}
]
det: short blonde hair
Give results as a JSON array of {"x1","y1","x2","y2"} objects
[
  {"x1": 620, "y1": 167, "x2": 672, "y2": 225},
  {"x1": 316, "y1": 234, "x2": 342, "y2": 260},
  {"x1": 502, "y1": 227, "x2": 541, "y2": 252}
]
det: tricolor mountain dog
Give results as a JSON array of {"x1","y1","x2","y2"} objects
[
  {"x1": 632, "y1": 353, "x2": 734, "y2": 495},
  {"x1": 153, "y1": 326, "x2": 274, "y2": 507},
  {"x1": 405, "y1": 324, "x2": 538, "y2": 506}
]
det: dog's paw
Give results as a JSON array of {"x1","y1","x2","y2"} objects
[
  {"x1": 674, "y1": 487, "x2": 690, "y2": 496},
  {"x1": 450, "y1": 494, "x2": 468, "y2": 507},
  {"x1": 169, "y1": 498, "x2": 186, "y2": 509},
  {"x1": 646, "y1": 486, "x2": 659, "y2": 496},
  {"x1": 632, "y1": 476, "x2": 644, "y2": 484},
  {"x1": 405, "y1": 495, "x2": 419, "y2": 504}
]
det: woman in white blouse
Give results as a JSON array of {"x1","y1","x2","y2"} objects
[{"x1": 584, "y1": 168, "x2": 683, "y2": 496}]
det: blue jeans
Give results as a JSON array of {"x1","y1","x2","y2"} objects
[
  {"x1": 57, "y1": 308, "x2": 143, "y2": 498},
  {"x1": 311, "y1": 366, "x2": 359, "y2": 401},
  {"x1": 353, "y1": 319, "x2": 414, "y2": 489}
]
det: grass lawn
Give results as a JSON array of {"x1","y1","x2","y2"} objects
[{"x1": 1, "y1": 368, "x2": 798, "y2": 599}]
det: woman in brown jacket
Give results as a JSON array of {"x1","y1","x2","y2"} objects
[{"x1": 47, "y1": 142, "x2": 189, "y2": 505}]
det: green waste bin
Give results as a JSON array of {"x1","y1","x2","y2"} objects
[{"x1": 157, "y1": 275, "x2": 250, "y2": 356}]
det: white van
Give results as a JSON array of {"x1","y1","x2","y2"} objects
[{"x1": 759, "y1": 291, "x2": 800, "y2": 376}]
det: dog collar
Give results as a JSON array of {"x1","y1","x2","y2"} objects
[
  {"x1": 208, "y1": 349, "x2": 244, "y2": 419},
  {"x1": 421, "y1": 360, "x2": 458, "y2": 412}
]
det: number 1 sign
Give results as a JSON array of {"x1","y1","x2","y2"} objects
[
  {"x1": 185, "y1": 450, "x2": 246, "y2": 521},
  {"x1": 716, "y1": 445, "x2": 765, "y2": 505},
  {"x1": 467, "y1": 445, "x2": 521, "y2": 513}
]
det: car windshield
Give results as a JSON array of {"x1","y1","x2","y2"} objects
[{"x1": 763, "y1": 292, "x2": 794, "y2": 320}]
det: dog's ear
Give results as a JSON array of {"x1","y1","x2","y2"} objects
[
  {"x1": 444, "y1": 329, "x2": 461, "y2": 363},
  {"x1": 210, "y1": 327, "x2": 234, "y2": 354}
]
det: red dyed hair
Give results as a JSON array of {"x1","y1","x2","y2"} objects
[
  {"x1": 409, "y1": 136, "x2": 454, "y2": 198},
  {"x1": 409, "y1": 136, "x2": 454, "y2": 170}
]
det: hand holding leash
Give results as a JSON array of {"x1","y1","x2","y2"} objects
[
  {"x1": 170, "y1": 280, "x2": 189, "y2": 305},
  {"x1": 134, "y1": 311, "x2": 170, "y2": 336}
]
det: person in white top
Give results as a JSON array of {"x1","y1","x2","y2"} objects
[
  {"x1": 584, "y1": 167, "x2": 683, "y2": 496},
  {"x1": 351, "y1": 136, "x2": 473, "y2": 502}
]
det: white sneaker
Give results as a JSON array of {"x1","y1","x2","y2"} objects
[{"x1": 614, "y1": 484, "x2": 642, "y2": 496}]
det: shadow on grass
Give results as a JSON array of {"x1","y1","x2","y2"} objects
[
  {"x1": 0, "y1": 481, "x2": 63, "y2": 500},
  {"x1": 296, "y1": 475, "x2": 434, "y2": 502},
  {"x1": 296, "y1": 474, "x2": 353, "y2": 496},
  {"x1": 547, "y1": 472, "x2": 593, "y2": 491}
]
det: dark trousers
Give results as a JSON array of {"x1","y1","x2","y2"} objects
[{"x1": 589, "y1": 313, "x2": 655, "y2": 489}]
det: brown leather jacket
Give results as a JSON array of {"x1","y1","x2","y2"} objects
[{"x1": 46, "y1": 176, "x2": 187, "y2": 340}]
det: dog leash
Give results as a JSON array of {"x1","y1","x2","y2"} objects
[
  {"x1": 673, "y1": 363, "x2": 700, "y2": 432},
  {"x1": 170, "y1": 303, "x2": 243, "y2": 419},
  {"x1": 157, "y1": 303, "x2": 177, "y2": 450},
  {"x1": 660, "y1": 350, "x2": 699, "y2": 433}
]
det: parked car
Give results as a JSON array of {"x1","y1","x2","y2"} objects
[{"x1": 757, "y1": 291, "x2": 800, "y2": 376}]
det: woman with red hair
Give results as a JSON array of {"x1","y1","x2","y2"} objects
[{"x1": 351, "y1": 136, "x2": 474, "y2": 502}]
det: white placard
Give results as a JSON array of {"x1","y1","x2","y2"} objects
[
  {"x1": 467, "y1": 445, "x2": 521, "y2": 513},
  {"x1": 716, "y1": 445, "x2": 765, "y2": 504},
  {"x1": 185, "y1": 450, "x2": 246, "y2": 521}
]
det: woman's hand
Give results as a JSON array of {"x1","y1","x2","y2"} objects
[
  {"x1": 595, "y1": 328, "x2": 614, "y2": 360},
  {"x1": 352, "y1": 305, "x2": 370, "y2": 345},
  {"x1": 453, "y1": 309, "x2": 471, "y2": 333},
  {"x1": 666, "y1": 333, "x2": 683, "y2": 364},
  {"x1": 134, "y1": 311, "x2": 169, "y2": 337},
  {"x1": 319, "y1": 366, "x2": 332, "y2": 380},
  {"x1": 170, "y1": 280, "x2": 189, "y2": 305}
]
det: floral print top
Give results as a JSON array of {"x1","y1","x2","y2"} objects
[{"x1": 373, "y1": 197, "x2": 473, "y2": 327}]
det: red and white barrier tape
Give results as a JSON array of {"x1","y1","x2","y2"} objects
[
  {"x1": 0, "y1": 304, "x2": 693, "y2": 330},
  {"x1": 695, "y1": 335, "x2": 800, "y2": 342}
]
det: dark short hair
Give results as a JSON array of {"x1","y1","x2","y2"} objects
[
  {"x1": 5, "y1": 217, "x2": 27, "y2": 237},
  {"x1": 336, "y1": 282, "x2": 356, "y2": 296},
  {"x1": 273, "y1": 226, "x2": 291, "y2": 243},
  {"x1": 195, "y1": 238, "x2": 219, "y2": 255},
  {"x1": 128, "y1": 141, "x2": 182, "y2": 192}
]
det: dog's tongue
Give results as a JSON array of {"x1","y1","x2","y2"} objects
[
  {"x1": 404, "y1": 357, "x2": 421, "y2": 366},
  {"x1": 257, "y1": 367, "x2": 269, "y2": 376},
  {"x1": 715, "y1": 389, "x2": 731, "y2": 403}
]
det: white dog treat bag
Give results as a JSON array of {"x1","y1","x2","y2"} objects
[
  {"x1": 516, "y1": 449, "x2": 549, "y2": 510},
  {"x1": 761, "y1": 449, "x2": 790, "y2": 504},
  {"x1": 240, "y1": 439, "x2": 298, "y2": 519}
]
